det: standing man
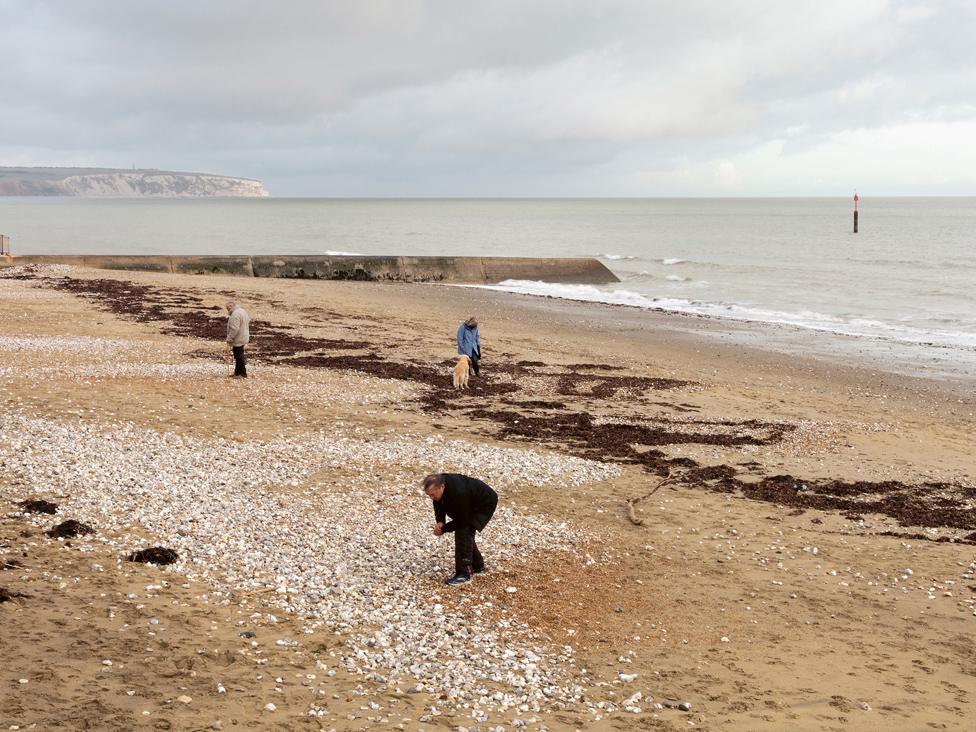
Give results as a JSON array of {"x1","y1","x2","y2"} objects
[
  {"x1": 423, "y1": 473, "x2": 498, "y2": 585},
  {"x1": 456, "y1": 316, "x2": 481, "y2": 376},
  {"x1": 225, "y1": 300, "x2": 250, "y2": 378}
]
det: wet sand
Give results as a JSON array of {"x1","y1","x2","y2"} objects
[{"x1": 1, "y1": 266, "x2": 974, "y2": 731}]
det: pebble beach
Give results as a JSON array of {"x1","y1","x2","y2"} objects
[{"x1": 1, "y1": 264, "x2": 974, "y2": 731}]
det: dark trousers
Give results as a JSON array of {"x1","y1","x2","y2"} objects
[
  {"x1": 454, "y1": 525, "x2": 485, "y2": 575},
  {"x1": 232, "y1": 345, "x2": 247, "y2": 377},
  {"x1": 470, "y1": 352, "x2": 480, "y2": 376}
]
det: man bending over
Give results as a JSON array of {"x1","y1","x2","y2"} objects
[{"x1": 423, "y1": 473, "x2": 498, "y2": 585}]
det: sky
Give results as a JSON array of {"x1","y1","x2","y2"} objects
[{"x1": 1, "y1": 0, "x2": 975, "y2": 196}]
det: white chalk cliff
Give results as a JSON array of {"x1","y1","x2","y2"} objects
[{"x1": 0, "y1": 167, "x2": 268, "y2": 197}]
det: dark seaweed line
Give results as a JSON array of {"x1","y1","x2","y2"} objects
[{"x1": 36, "y1": 274, "x2": 976, "y2": 542}]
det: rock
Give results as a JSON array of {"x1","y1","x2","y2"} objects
[
  {"x1": 663, "y1": 699, "x2": 692, "y2": 711},
  {"x1": 619, "y1": 673, "x2": 637, "y2": 683},
  {"x1": 264, "y1": 703, "x2": 276, "y2": 712},
  {"x1": 177, "y1": 695, "x2": 192, "y2": 704}
]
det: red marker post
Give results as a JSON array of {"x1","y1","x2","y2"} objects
[{"x1": 853, "y1": 192, "x2": 859, "y2": 233}]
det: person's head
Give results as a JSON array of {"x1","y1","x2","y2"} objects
[
  {"x1": 225, "y1": 300, "x2": 237, "y2": 314},
  {"x1": 422, "y1": 473, "x2": 446, "y2": 501},
  {"x1": 465, "y1": 316, "x2": 478, "y2": 328}
]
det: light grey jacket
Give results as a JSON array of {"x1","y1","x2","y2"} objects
[{"x1": 226, "y1": 306, "x2": 250, "y2": 346}]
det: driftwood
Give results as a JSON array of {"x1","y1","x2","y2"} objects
[{"x1": 625, "y1": 476, "x2": 680, "y2": 526}]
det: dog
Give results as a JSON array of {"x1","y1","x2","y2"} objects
[{"x1": 453, "y1": 355, "x2": 471, "y2": 390}]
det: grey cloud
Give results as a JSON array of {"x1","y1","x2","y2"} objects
[{"x1": 1, "y1": 0, "x2": 975, "y2": 194}]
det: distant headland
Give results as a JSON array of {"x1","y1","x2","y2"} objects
[{"x1": 0, "y1": 166, "x2": 268, "y2": 198}]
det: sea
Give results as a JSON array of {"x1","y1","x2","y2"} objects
[{"x1": 2, "y1": 196, "x2": 975, "y2": 378}]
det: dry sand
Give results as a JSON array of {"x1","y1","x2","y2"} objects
[{"x1": 1, "y1": 265, "x2": 974, "y2": 731}]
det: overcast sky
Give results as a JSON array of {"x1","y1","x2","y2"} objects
[{"x1": 2, "y1": 0, "x2": 975, "y2": 196}]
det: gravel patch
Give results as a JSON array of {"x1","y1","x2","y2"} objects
[
  {"x1": 0, "y1": 356, "x2": 419, "y2": 406},
  {"x1": 0, "y1": 412, "x2": 620, "y2": 715},
  {"x1": 0, "y1": 263, "x2": 76, "y2": 278},
  {"x1": 0, "y1": 335, "x2": 150, "y2": 354}
]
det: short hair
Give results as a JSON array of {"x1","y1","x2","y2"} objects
[
  {"x1": 226, "y1": 300, "x2": 237, "y2": 308},
  {"x1": 422, "y1": 473, "x2": 445, "y2": 490}
]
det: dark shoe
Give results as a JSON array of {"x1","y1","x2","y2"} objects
[
  {"x1": 472, "y1": 565, "x2": 486, "y2": 574},
  {"x1": 444, "y1": 572, "x2": 471, "y2": 585}
]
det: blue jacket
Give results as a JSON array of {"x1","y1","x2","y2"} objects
[{"x1": 457, "y1": 323, "x2": 481, "y2": 357}]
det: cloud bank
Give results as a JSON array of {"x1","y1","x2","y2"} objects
[{"x1": 1, "y1": 0, "x2": 974, "y2": 195}]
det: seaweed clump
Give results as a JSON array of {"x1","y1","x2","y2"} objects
[
  {"x1": 46, "y1": 520, "x2": 95, "y2": 539},
  {"x1": 127, "y1": 547, "x2": 179, "y2": 565},
  {"x1": 19, "y1": 499, "x2": 58, "y2": 515}
]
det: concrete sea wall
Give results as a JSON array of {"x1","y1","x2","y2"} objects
[{"x1": 2, "y1": 254, "x2": 619, "y2": 284}]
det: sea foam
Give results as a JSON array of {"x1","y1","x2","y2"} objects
[
  {"x1": 462, "y1": 280, "x2": 976, "y2": 349},
  {"x1": 596, "y1": 253, "x2": 638, "y2": 261}
]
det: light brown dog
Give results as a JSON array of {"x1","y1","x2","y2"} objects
[{"x1": 453, "y1": 355, "x2": 471, "y2": 390}]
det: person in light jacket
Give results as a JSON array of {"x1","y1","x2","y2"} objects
[
  {"x1": 456, "y1": 316, "x2": 481, "y2": 376},
  {"x1": 423, "y1": 472, "x2": 498, "y2": 585},
  {"x1": 225, "y1": 300, "x2": 250, "y2": 377}
]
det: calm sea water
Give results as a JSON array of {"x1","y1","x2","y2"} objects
[{"x1": 3, "y1": 196, "x2": 975, "y2": 364}]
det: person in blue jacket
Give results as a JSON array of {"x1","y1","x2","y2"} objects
[{"x1": 456, "y1": 316, "x2": 481, "y2": 376}]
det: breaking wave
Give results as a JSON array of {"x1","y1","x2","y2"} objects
[
  {"x1": 595, "y1": 253, "x2": 639, "y2": 261},
  {"x1": 462, "y1": 280, "x2": 976, "y2": 349}
]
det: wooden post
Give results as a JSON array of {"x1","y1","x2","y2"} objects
[{"x1": 853, "y1": 192, "x2": 859, "y2": 233}]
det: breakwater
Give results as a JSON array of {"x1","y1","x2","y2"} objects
[{"x1": 1, "y1": 254, "x2": 618, "y2": 284}]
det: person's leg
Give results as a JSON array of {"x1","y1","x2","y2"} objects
[
  {"x1": 470, "y1": 354, "x2": 480, "y2": 376},
  {"x1": 471, "y1": 534, "x2": 485, "y2": 573},
  {"x1": 453, "y1": 524, "x2": 475, "y2": 576},
  {"x1": 233, "y1": 346, "x2": 247, "y2": 377}
]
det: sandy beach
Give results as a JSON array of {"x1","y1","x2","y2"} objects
[{"x1": 1, "y1": 264, "x2": 974, "y2": 732}]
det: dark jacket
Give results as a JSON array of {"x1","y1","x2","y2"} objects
[{"x1": 433, "y1": 474, "x2": 498, "y2": 533}]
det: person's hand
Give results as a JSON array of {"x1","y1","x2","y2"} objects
[{"x1": 433, "y1": 522, "x2": 444, "y2": 536}]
